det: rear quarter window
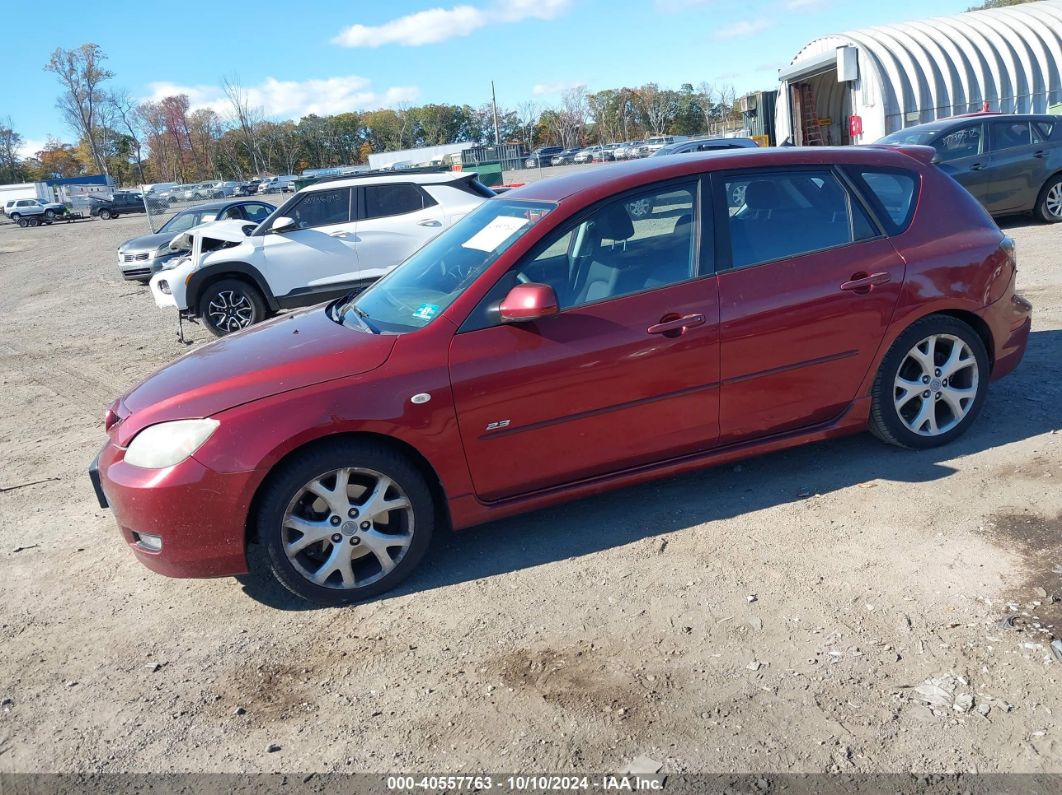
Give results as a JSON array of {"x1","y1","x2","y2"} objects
[{"x1": 846, "y1": 168, "x2": 919, "y2": 235}]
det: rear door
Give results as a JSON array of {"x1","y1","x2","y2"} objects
[
  {"x1": 449, "y1": 180, "x2": 720, "y2": 501},
  {"x1": 931, "y1": 122, "x2": 989, "y2": 204},
  {"x1": 353, "y1": 182, "x2": 446, "y2": 278},
  {"x1": 713, "y1": 167, "x2": 908, "y2": 442},
  {"x1": 257, "y1": 186, "x2": 360, "y2": 299},
  {"x1": 984, "y1": 119, "x2": 1051, "y2": 214}
]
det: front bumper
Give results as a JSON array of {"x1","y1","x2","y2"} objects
[{"x1": 91, "y1": 440, "x2": 256, "y2": 578}]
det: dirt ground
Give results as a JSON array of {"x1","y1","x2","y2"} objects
[{"x1": 0, "y1": 195, "x2": 1060, "y2": 776}]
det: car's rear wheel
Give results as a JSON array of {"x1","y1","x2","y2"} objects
[
  {"x1": 99, "y1": 209, "x2": 112, "y2": 220},
  {"x1": 1035, "y1": 175, "x2": 1062, "y2": 223},
  {"x1": 199, "y1": 278, "x2": 267, "y2": 337},
  {"x1": 257, "y1": 440, "x2": 435, "y2": 605},
  {"x1": 869, "y1": 315, "x2": 989, "y2": 449}
]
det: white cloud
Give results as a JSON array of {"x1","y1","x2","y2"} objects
[
  {"x1": 332, "y1": 0, "x2": 572, "y2": 47},
  {"x1": 785, "y1": 0, "x2": 829, "y2": 9},
  {"x1": 714, "y1": 18, "x2": 771, "y2": 39},
  {"x1": 16, "y1": 137, "x2": 48, "y2": 159},
  {"x1": 532, "y1": 80, "x2": 586, "y2": 96},
  {"x1": 654, "y1": 0, "x2": 713, "y2": 12},
  {"x1": 142, "y1": 76, "x2": 420, "y2": 120}
]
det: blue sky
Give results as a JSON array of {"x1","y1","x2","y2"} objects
[{"x1": 1, "y1": 0, "x2": 971, "y2": 155}]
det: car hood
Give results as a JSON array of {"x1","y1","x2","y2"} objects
[
  {"x1": 168, "y1": 218, "x2": 252, "y2": 251},
  {"x1": 119, "y1": 231, "x2": 175, "y2": 254},
  {"x1": 114, "y1": 307, "x2": 395, "y2": 444}
]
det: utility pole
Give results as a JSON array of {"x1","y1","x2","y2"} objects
[{"x1": 491, "y1": 80, "x2": 501, "y2": 148}]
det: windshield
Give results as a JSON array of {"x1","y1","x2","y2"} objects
[
  {"x1": 160, "y1": 209, "x2": 219, "y2": 234},
  {"x1": 877, "y1": 129, "x2": 940, "y2": 145},
  {"x1": 337, "y1": 199, "x2": 554, "y2": 334}
]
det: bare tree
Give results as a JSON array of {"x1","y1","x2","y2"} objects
[
  {"x1": 636, "y1": 83, "x2": 677, "y2": 136},
  {"x1": 224, "y1": 77, "x2": 264, "y2": 174},
  {"x1": 554, "y1": 87, "x2": 589, "y2": 149},
  {"x1": 0, "y1": 117, "x2": 24, "y2": 182},
  {"x1": 107, "y1": 90, "x2": 146, "y2": 185},
  {"x1": 44, "y1": 44, "x2": 113, "y2": 175},
  {"x1": 516, "y1": 100, "x2": 539, "y2": 149}
]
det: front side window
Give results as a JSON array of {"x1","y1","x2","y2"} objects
[
  {"x1": 363, "y1": 183, "x2": 434, "y2": 220},
  {"x1": 284, "y1": 188, "x2": 351, "y2": 230},
  {"x1": 990, "y1": 121, "x2": 1031, "y2": 151},
  {"x1": 242, "y1": 203, "x2": 272, "y2": 222},
  {"x1": 513, "y1": 183, "x2": 699, "y2": 311},
  {"x1": 339, "y1": 200, "x2": 554, "y2": 334},
  {"x1": 722, "y1": 170, "x2": 872, "y2": 269},
  {"x1": 932, "y1": 125, "x2": 983, "y2": 161}
]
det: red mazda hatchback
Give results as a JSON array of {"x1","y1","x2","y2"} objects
[{"x1": 91, "y1": 146, "x2": 1031, "y2": 605}]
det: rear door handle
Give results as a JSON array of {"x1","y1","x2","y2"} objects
[
  {"x1": 970, "y1": 163, "x2": 984, "y2": 171},
  {"x1": 418, "y1": 219, "x2": 442, "y2": 227},
  {"x1": 647, "y1": 313, "x2": 705, "y2": 335},
  {"x1": 1034, "y1": 150, "x2": 1046, "y2": 159},
  {"x1": 841, "y1": 272, "x2": 891, "y2": 292}
]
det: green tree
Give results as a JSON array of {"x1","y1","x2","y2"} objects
[{"x1": 44, "y1": 43, "x2": 113, "y2": 175}]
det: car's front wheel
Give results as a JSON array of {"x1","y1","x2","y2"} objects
[
  {"x1": 1035, "y1": 175, "x2": 1062, "y2": 223},
  {"x1": 199, "y1": 278, "x2": 267, "y2": 336},
  {"x1": 99, "y1": 209, "x2": 112, "y2": 220},
  {"x1": 869, "y1": 315, "x2": 989, "y2": 449},
  {"x1": 44, "y1": 209, "x2": 56, "y2": 221},
  {"x1": 257, "y1": 440, "x2": 435, "y2": 605}
]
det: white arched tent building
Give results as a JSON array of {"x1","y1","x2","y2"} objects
[{"x1": 775, "y1": 0, "x2": 1062, "y2": 146}]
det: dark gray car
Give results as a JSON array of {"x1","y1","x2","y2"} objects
[
  {"x1": 117, "y1": 199, "x2": 275, "y2": 281},
  {"x1": 651, "y1": 137, "x2": 759, "y2": 156},
  {"x1": 878, "y1": 113, "x2": 1062, "y2": 222}
]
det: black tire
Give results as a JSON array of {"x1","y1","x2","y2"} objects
[
  {"x1": 869, "y1": 315, "x2": 990, "y2": 449},
  {"x1": 99, "y1": 209, "x2": 112, "y2": 220},
  {"x1": 257, "y1": 439, "x2": 435, "y2": 605},
  {"x1": 198, "y1": 278, "x2": 267, "y2": 337},
  {"x1": 1034, "y1": 174, "x2": 1062, "y2": 223},
  {"x1": 16, "y1": 218, "x2": 28, "y2": 228},
  {"x1": 44, "y1": 209, "x2": 56, "y2": 221},
  {"x1": 27, "y1": 217, "x2": 39, "y2": 227}
]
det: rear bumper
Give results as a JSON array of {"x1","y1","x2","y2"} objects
[
  {"x1": 978, "y1": 290, "x2": 1032, "y2": 381},
  {"x1": 92, "y1": 441, "x2": 255, "y2": 578}
]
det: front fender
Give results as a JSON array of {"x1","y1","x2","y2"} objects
[{"x1": 185, "y1": 261, "x2": 279, "y2": 312}]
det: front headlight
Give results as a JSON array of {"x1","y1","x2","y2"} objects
[
  {"x1": 161, "y1": 256, "x2": 188, "y2": 271},
  {"x1": 124, "y1": 419, "x2": 219, "y2": 469}
]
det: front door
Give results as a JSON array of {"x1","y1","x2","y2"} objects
[
  {"x1": 714, "y1": 167, "x2": 907, "y2": 442},
  {"x1": 258, "y1": 187, "x2": 360, "y2": 299},
  {"x1": 354, "y1": 183, "x2": 446, "y2": 279},
  {"x1": 449, "y1": 181, "x2": 720, "y2": 501},
  {"x1": 932, "y1": 122, "x2": 989, "y2": 204}
]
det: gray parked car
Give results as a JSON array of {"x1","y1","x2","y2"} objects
[
  {"x1": 651, "y1": 137, "x2": 759, "y2": 156},
  {"x1": 878, "y1": 113, "x2": 1062, "y2": 221},
  {"x1": 116, "y1": 199, "x2": 275, "y2": 281}
]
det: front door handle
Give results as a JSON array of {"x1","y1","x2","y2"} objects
[
  {"x1": 970, "y1": 163, "x2": 984, "y2": 171},
  {"x1": 329, "y1": 231, "x2": 352, "y2": 238},
  {"x1": 418, "y1": 219, "x2": 442, "y2": 227},
  {"x1": 841, "y1": 271, "x2": 891, "y2": 293},
  {"x1": 1034, "y1": 150, "x2": 1046, "y2": 159},
  {"x1": 647, "y1": 313, "x2": 705, "y2": 336}
]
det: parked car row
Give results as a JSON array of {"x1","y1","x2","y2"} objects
[
  {"x1": 92, "y1": 142, "x2": 1032, "y2": 606},
  {"x1": 525, "y1": 136, "x2": 759, "y2": 169}
]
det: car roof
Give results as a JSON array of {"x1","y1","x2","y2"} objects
[
  {"x1": 896, "y1": 113, "x2": 1060, "y2": 135},
  {"x1": 508, "y1": 146, "x2": 930, "y2": 204},
  {"x1": 175, "y1": 198, "x2": 269, "y2": 212},
  {"x1": 302, "y1": 171, "x2": 470, "y2": 192}
]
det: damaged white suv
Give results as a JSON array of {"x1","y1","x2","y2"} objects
[{"x1": 149, "y1": 171, "x2": 493, "y2": 336}]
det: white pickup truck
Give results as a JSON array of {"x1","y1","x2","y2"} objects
[{"x1": 4, "y1": 198, "x2": 68, "y2": 226}]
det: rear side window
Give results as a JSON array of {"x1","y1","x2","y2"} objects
[
  {"x1": 847, "y1": 168, "x2": 919, "y2": 235},
  {"x1": 363, "y1": 183, "x2": 435, "y2": 220},
  {"x1": 719, "y1": 170, "x2": 873, "y2": 269},
  {"x1": 990, "y1": 121, "x2": 1031, "y2": 151}
]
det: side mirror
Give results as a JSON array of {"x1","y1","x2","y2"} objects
[
  {"x1": 271, "y1": 216, "x2": 296, "y2": 233},
  {"x1": 499, "y1": 283, "x2": 559, "y2": 323}
]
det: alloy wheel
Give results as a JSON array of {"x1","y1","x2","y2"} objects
[
  {"x1": 1045, "y1": 183, "x2": 1062, "y2": 219},
  {"x1": 207, "y1": 290, "x2": 254, "y2": 332},
  {"x1": 893, "y1": 333, "x2": 979, "y2": 437},
  {"x1": 281, "y1": 467, "x2": 414, "y2": 591}
]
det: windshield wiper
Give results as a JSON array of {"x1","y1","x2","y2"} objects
[{"x1": 350, "y1": 305, "x2": 380, "y2": 334}]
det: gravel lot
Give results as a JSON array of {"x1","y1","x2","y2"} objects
[{"x1": 0, "y1": 183, "x2": 1060, "y2": 775}]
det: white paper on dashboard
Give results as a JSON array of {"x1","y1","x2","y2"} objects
[{"x1": 461, "y1": 215, "x2": 528, "y2": 252}]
